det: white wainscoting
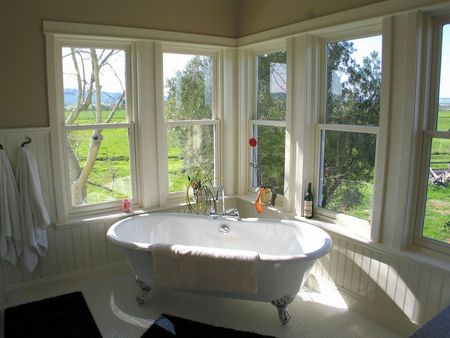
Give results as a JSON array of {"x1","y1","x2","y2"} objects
[
  {"x1": 0, "y1": 128, "x2": 125, "y2": 304},
  {"x1": 311, "y1": 233, "x2": 450, "y2": 335}
]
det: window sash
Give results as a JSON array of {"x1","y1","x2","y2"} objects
[
  {"x1": 165, "y1": 120, "x2": 219, "y2": 198},
  {"x1": 248, "y1": 120, "x2": 287, "y2": 194},
  {"x1": 62, "y1": 123, "x2": 137, "y2": 214},
  {"x1": 414, "y1": 131, "x2": 450, "y2": 253},
  {"x1": 314, "y1": 124, "x2": 378, "y2": 223}
]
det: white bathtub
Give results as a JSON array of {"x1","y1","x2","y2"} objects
[{"x1": 107, "y1": 213, "x2": 332, "y2": 324}]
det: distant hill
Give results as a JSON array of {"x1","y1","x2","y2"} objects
[{"x1": 64, "y1": 88, "x2": 123, "y2": 106}]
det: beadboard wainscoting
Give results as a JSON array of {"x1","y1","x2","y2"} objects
[
  {"x1": 311, "y1": 233, "x2": 450, "y2": 335},
  {"x1": 0, "y1": 128, "x2": 126, "y2": 305}
]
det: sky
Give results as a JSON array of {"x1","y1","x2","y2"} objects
[
  {"x1": 440, "y1": 24, "x2": 450, "y2": 98},
  {"x1": 62, "y1": 29, "x2": 450, "y2": 98}
]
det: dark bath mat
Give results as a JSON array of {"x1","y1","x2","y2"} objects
[
  {"x1": 409, "y1": 304, "x2": 450, "y2": 338},
  {"x1": 142, "y1": 313, "x2": 276, "y2": 338},
  {"x1": 4, "y1": 291, "x2": 102, "y2": 338}
]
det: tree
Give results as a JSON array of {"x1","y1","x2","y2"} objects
[{"x1": 64, "y1": 48, "x2": 125, "y2": 205}]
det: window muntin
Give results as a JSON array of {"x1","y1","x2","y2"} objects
[
  {"x1": 61, "y1": 46, "x2": 134, "y2": 208},
  {"x1": 251, "y1": 51, "x2": 287, "y2": 195},
  {"x1": 163, "y1": 52, "x2": 217, "y2": 194},
  {"x1": 317, "y1": 35, "x2": 382, "y2": 222}
]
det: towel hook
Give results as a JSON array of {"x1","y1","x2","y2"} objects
[{"x1": 21, "y1": 136, "x2": 32, "y2": 148}]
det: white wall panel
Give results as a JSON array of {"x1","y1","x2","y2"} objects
[{"x1": 311, "y1": 232, "x2": 450, "y2": 331}]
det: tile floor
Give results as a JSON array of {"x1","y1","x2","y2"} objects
[{"x1": 1, "y1": 271, "x2": 401, "y2": 338}]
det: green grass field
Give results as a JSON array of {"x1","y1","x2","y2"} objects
[
  {"x1": 423, "y1": 110, "x2": 449, "y2": 244},
  {"x1": 68, "y1": 109, "x2": 449, "y2": 244}
]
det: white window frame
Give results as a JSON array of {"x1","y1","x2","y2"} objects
[
  {"x1": 46, "y1": 36, "x2": 139, "y2": 222},
  {"x1": 413, "y1": 15, "x2": 450, "y2": 255},
  {"x1": 157, "y1": 45, "x2": 221, "y2": 203},
  {"x1": 248, "y1": 45, "x2": 289, "y2": 206},
  {"x1": 313, "y1": 26, "x2": 388, "y2": 241}
]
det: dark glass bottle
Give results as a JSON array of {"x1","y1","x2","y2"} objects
[{"x1": 304, "y1": 182, "x2": 313, "y2": 219}]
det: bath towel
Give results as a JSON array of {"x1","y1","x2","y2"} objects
[
  {"x1": 152, "y1": 244, "x2": 258, "y2": 294},
  {"x1": 0, "y1": 149, "x2": 23, "y2": 265},
  {"x1": 16, "y1": 147, "x2": 50, "y2": 272}
]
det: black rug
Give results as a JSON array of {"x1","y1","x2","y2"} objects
[
  {"x1": 142, "y1": 313, "x2": 276, "y2": 338},
  {"x1": 4, "y1": 291, "x2": 102, "y2": 338}
]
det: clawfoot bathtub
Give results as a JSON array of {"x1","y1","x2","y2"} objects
[{"x1": 107, "y1": 213, "x2": 332, "y2": 324}]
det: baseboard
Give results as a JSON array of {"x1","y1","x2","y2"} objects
[
  {"x1": 306, "y1": 275, "x2": 419, "y2": 337},
  {"x1": 1, "y1": 260, "x2": 130, "y2": 309}
]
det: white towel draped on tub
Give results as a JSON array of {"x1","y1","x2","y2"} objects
[
  {"x1": 16, "y1": 147, "x2": 50, "y2": 272},
  {"x1": 152, "y1": 244, "x2": 258, "y2": 294},
  {"x1": 0, "y1": 149, "x2": 23, "y2": 265}
]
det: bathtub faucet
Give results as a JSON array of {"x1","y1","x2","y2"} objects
[{"x1": 209, "y1": 185, "x2": 240, "y2": 220}]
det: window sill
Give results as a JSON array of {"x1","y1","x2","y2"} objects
[{"x1": 55, "y1": 200, "x2": 190, "y2": 227}]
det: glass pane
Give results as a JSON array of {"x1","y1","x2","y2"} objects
[
  {"x1": 62, "y1": 47, "x2": 127, "y2": 125},
  {"x1": 318, "y1": 130, "x2": 376, "y2": 220},
  {"x1": 251, "y1": 125, "x2": 285, "y2": 195},
  {"x1": 167, "y1": 125, "x2": 215, "y2": 193},
  {"x1": 163, "y1": 53, "x2": 212, "y2": 120},
  {"x1": 438, "y1": 24, "x2": 450, "y2": 131},
  {"x1": 423, "y1": 138, "x2": 450, "y2": 244},
  {"x1": 66, "y1": 128, "x2": 132, "y2": 206},
  {"x1": 256, "y1": 51, "x2": 287, "y2": 120},
  {"x1": 326, "y1": 36, "x2": 382, "y2": 126}
]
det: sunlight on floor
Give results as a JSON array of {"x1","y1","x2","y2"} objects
[
  {"x1": 301, "y1": 276, "x2": 349, "y2": 310},
  {"x1": 110, "y1": 292, "x2": 153, "y2": 329}
]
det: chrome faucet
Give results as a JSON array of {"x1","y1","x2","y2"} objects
[{"x1": 209, "y1": 185, "x2": 240, "y2": 220}]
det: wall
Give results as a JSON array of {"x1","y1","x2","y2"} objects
[
  {"x1": 237, "y1": 0, "x2": 384, "y2": 36},
  {"x1": 0, "y1": 0, "x2": 238, "y2": 129}
]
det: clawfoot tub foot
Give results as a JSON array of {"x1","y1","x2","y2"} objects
[
  {"x1": 135, "y1": 277, "x2": 151, "y2": 305},
  {"x1": 271, "y1": 294, "x2": 296, "y2": 325}
]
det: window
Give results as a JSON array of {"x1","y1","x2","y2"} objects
[
  {"x1": 316, "y1": 35, "x2": 382, "y2": 224},
  {"x1": 250, "y1": 51, "x2": 287, "y2": 195},
  {"x1": 415, "y1": 21, "x2": 450, "y2": 252},
  {"x1": 162, "y1": 52, "x2": 218, "y2": 195},
  {"x1": 59, "y1": 44, "x2": 136, "y2": 213}
]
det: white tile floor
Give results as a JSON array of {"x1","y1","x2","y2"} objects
[{"x1": 1, "y1": 271, "x2": 401, "y2": 338}]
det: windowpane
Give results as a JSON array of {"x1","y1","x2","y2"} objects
[
  {"x1": 251, "y1": 125, "x2": 285, "y2": 195},
  {"x1": 167, "y1": 125, "x2": 215, "y2": 193},
  {"x1": 62, "y1": 47, "x2": 127, "y2": 125},
  {"x1": 318, "y1": 130, "x2": 376, "y2": 220},
  {"x1": 163, "y1": 53, "x2": 212, "y2": 121},
  {"x1": 438, "y1": 25, "x2": 450, "y2": 131},
  {"x1": 326, "y1": 36, "x2": 382, "y2": 126},
  {"x1": 423, "y1": 138, "x2": 450, "y2": 244},
  {"x1": 256, "y1": 51, "x2": 286, "y2": 120},
  {"x1": 67, "y1": 128, "x2": 132, "y2": 206}
]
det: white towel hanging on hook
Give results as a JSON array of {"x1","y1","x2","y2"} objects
[
  {"x1": 0, "y1": 148, "x2": 23, "y2": 265},
  {"x1": 16, "y1": 146, "x2": 50, "y2": 272}
]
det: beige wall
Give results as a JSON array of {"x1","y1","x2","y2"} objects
[
  {"x1": 237, "y1": 0, "x2": 386, "y2": 36},
  {"x1": 0, "y1": 0, "x2": 238, "y2": 128}
]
